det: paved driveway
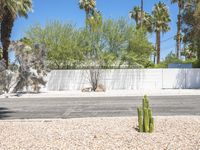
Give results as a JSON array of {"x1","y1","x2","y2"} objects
[{"x1": 0, "y1": 95, "x2": 200, "y2": 119}]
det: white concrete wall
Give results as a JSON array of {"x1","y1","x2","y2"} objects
[
  {"x1": 162, "y1": 69, "x2": 186, "y2": 89},
  {"x1": 47, "y1": 69, "x2": 200, "y2": 91}
]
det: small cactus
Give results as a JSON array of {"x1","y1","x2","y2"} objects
[
  {"x1": 149, "y1": 118, "x2": 154, "y2": 133},
  {"x1": 137, "y1": 107, "x2": 143, "y2": 132},
  {"x1": 137, "y1": 95, "x2": 154, "y2": 133}
]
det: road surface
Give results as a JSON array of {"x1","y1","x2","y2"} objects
[{"x1": 0, "y1": 96, "x2": 200, "y2": 119}]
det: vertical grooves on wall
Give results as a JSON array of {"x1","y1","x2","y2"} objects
[
  {"x1": 162, "y1": 69, "x2": 164, "y2": 89},
  {"x1": 185, "y1": 69, "x2": 187, "y2": 89}
]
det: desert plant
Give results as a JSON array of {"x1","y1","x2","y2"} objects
[
  {"x1": 10, "y1": 40, "x2": 48, "y2": 93},
  {"x1": 137, "y1": 95, "x2": 154, "y2": 133},
  {"x1": 0, "y1": 60, "x2": 15, "y2": 96},
  {"x1": 83, "y1": 59, "x2": 104, "y2": 92}
]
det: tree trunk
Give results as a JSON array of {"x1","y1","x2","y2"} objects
[
  {"x1": 154, "y1": 43, "x2": 157, "y2": 64},
  {"x1": 1, "y1": 7, "x2": 15, "y2": 68},
  {"x1": 176, "y1": 8, "x2": 181, "y2": 58},
  {"x1": 86, "y1": 11, "x2": 90, "y2": 31},
  {"x1": 140, "y1": 0, "x2": 143, "y2": 27},
  {"x1": 197, "y1": 39, "x2": 200, "y2": 60},
  {"x1": 156, "y1": 31, "x2": 161, "y2": 64},
  {"x1": 197, "y1": 51, "x2": 200, "y2": 61},
  {"x1": 0, "y1": 2, "x2": 3, "y2": 22},
  {"x1": 136, "y1": 18, "x2": 139, "y2": 28}
]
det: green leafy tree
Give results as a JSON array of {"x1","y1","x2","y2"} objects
[
  {"x1": 102, "y1": 18, "x2": 132, "y2": 58},
  {"x1": 26, "y1": 21, "x2": 85, "y2": 69},
  {"x1": 81, "y1": 18, "x2": 132, "y2": 68},
  {"x1": 122, "y1": 28, "x2": 154, "y2": 68},
  {"x1": 155, "y1": 52, "x2": 182, "y2": 68},
  {"x1": 152, "y1": 2, "x2": 171, "y2": 64},
  {"x1": 164, "y1": 52, "x2": 182, "y2": 64},
  {"x1": 26, "y1": 19, "x2": 154, "y2": 69}
]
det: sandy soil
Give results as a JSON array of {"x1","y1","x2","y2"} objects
[{"x1": 0, "y1": 117, "x2": 199, "y2": 150}]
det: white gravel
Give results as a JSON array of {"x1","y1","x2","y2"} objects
[{"x1": 0, "y1": 116, "x2": 200, "y2": 150}]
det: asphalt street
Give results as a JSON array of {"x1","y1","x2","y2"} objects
[{"x1": 0, "y1": 95, "x2": 200, "y2": 119}]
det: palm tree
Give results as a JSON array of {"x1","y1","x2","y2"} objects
[
  {"x1": 129, "y1": 6, "x2": 141, "y2": 27},
  {"x1": 130, "y1": 0, "x2": 144, "y2": 28},
  {"x1": 79, "y1": 0, "x2": 102, "y2": 32},
  {"x1": 0, "y1": 0, "x2": 32, "y2": 68},
  {"x1": 142, "y1": 12, "x2": 153, "y2": 32},
  {"x1": 141, "y1": 0, "x2": 144, "y2": 27},
  {"x1": 1, "y1": 6, "x2": 14, "y2": 68},
  {"x1": 79, "y1": 0, "x2": 96, "y2": 12},
  {"x1": 79, "y1": 0, "x2": 96, "y2": 27},
  {"x1": 171, "y1": 0, "x2": 184, "y2": 59},
  {"x1": 0, "y1": 0, "x2": 18, "y2": 21},
  {"x1": 129, "y1": 6, "x2": 153, "y2": 32},
  {"x1": 152, "y1": 2, "x2": 171, "y2": 64}
]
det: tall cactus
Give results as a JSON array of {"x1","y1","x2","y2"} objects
[
  {"x1": 137, "y1": 107, "x2": 143, "y2": 132},
  {"x1": 137, "y1": 95, "x2": 154, "y2": 133}
]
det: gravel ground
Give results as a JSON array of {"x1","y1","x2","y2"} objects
[{"x1": 0, "y1": 117, "x2": 200, "y2": 150}]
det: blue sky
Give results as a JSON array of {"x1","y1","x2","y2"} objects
[{"x1": 12, "y1": 0, "x2": 178, "y2": 60}]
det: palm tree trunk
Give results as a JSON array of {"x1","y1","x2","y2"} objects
[
  {"x1": 140, "y1": 0, "x2": 143, "y2": 27},
  {"x1": 86, "y1": 11, "x2": 90, "y2": 31},
  {"x1": 156, "y1": 31, "x2": 161, "y2": 64},
  {"x1": 0, "y1": 6, "x2": 3, "y2": 22},
  {"x1": 0, "y1": 2, "x2": 4, "y2": 61},
  {"x1": 176, "y1": 7, "x2": 181, "y2": 59},
  {"x1": 136, "y1": 18, "x2": 139, "y2": 28},
  {"x1": 1, "y1": 7, "x2": 14, "y2": 68},
  {"x1": 154, "y1": 43, "x2": 156, "y2": 64}
]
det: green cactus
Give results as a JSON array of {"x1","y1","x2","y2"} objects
[
  {"x1": 142, "y1": 95, "x2": 149, "y2": 109},
  {"x1": 137, "y1": 107, "x2": 143, "y2": 132},
  {"x1": 149, "y1": 118, "x2": 154, "y2": 133},
  {"x1": 146, "y1": 99, "x2": 149, "y2": 108},
  {"x1": 137, "y1": 95, "x2": 154, "y2": 133},
  {"x1": 148, "y1": 108, "x2": 152, "y2": 119},
  {"x1": 142, "y1": 97, "x2": 145, "y2": 108},
  {"x1": 143, "y1": 108, "x2": 149, "y2": 132}
]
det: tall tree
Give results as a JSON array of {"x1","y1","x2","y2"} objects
[
  {"x1": 141, "y1": 0, "x2": 144, "y2": 27},
  {"x1": 79, "y1": 0, "x2": 98, "y2": 29},
  {"x1": 26, "y1": 21, "x2": 86, "y2": 69},
  {"x1": 182, "y1": 0, "x2": 200, "y2": 61},
  {"x1": 79, "y1": 0, "x2": 102, "y2": 59},
  {"x1": 152, "y1": 2, "x2": 171, "y2": 64},
  {"x1": 0, "y1": 0, "x2": 18, "y2": 21},
  {"x1": 129, "y1": 6, "x2": 141, "y2": 27},
  {"x1": 1, "y1": 7, "x2": 14, "y2": 69},
  {"x1": 122, "y1": 28, "x2": 154, "y2": 68},
  {"x1": 171, "y1": 0, "x2": 184, "y2": 58},
  {"x1": 0, "y1": 0, "x2": 32, "y2": 68},
  {"x1": 129, "y1": 6, "x2": 153, "y2": 32},
  {"x1": 79, "y1": 0, "x2": 96, "y2": 17}
]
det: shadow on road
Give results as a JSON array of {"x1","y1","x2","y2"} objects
[{"x1": 0, "y1": 107, "x2": 14, "y2": 119}]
